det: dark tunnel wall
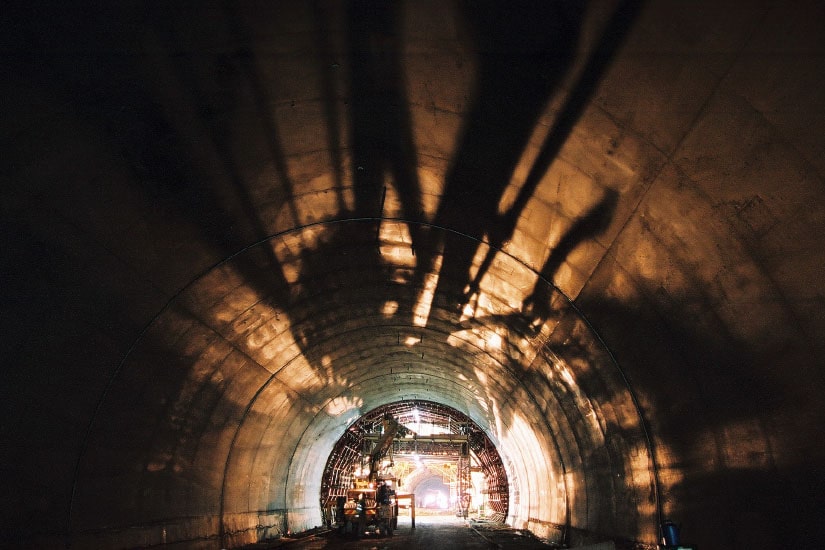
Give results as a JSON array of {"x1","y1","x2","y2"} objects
[{"x1": 2, "y1": 1, "x2": 825, "y2": 549}]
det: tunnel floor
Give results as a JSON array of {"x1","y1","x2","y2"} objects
[{"x1": 239, "y1": 515, "x2": 556, "y2": 549}]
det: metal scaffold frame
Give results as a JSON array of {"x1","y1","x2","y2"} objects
[{"x1": 320, "y1": 400, "x2": 509, "y2": 525}]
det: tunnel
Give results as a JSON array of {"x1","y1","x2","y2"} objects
[
  {"x1": 320, "y1": 401, "x2": 511, "y2": 523},
  {"x1": 2, "y1": 0, "x2": 824, "y2": 549}
]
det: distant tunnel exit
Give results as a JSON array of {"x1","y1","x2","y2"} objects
[{"x1": 320, "y1": 401, "x2": 510, "y2": 525}]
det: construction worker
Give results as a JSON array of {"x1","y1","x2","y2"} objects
[{"x1": 377, "y1": 481, "x2": 390, "y2": 505}]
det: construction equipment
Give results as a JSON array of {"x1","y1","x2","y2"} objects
[
  {"x1": 337, "y1": 414, "x2": 409, "y2": 537},
  {"x1": 339, "y1": 479, "x2": 398, "y2": 537},
  {"x1": 367, "y1": 413, "x2": 408, "y2": 481}
]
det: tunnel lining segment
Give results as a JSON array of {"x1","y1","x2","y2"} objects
[{"x1": 67, "y1": 218, "x2": 660, "y2": 547}]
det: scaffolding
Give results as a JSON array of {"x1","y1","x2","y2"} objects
[{"x1": 320, "y1": 400, "x2": 509, "y2": 524}]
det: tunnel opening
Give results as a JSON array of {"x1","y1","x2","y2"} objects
[
  {"x1": 59, "y1": 215, "x2": 662, "y2": 548},
  {"x1": 320, "y1": 400, "x2": 509, "y2": 527}
]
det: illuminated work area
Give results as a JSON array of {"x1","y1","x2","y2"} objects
[
  {"x1": 321, "y1": 401, "x2": 509, "y2": 524},
  {"x1": 2, "y1": 1, "x2": 824, "y2": 549}
]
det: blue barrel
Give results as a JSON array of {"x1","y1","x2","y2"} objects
[{"x1": 662, "y1": 520, "x2": 680, "y2": 546}]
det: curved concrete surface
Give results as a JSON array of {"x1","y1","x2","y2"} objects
[{"x1": 2, "y1": 1, "x2": 823, "y2": 548}]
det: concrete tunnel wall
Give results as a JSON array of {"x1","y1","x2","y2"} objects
[
  {"x1": 2, "y1": 1, "x2": 824, "y2": 549},
  {"x1": 69, "y1": 229, "x2": 645, "y2": 548}
]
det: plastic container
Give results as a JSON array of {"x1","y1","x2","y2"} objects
[{"x1": 662, "y1": 520, "x2": 680, "y2": 546}]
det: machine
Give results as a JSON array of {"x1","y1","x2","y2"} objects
[{"x1": 337, "y1": 414, "x2": 408, "y2": 537}]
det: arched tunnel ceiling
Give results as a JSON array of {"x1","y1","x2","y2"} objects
[{"x1": 2, "y1": 0, "x2": 825, "y2": 549}]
